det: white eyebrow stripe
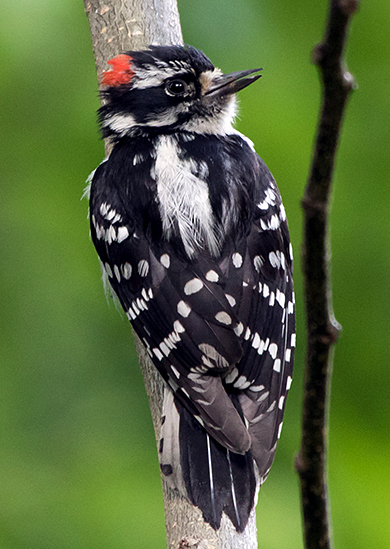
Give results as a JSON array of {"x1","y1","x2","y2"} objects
[{"x1": 131, "y1": 65, "x2": 193, "y2": 89}]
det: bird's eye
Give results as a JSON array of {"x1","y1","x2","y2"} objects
[{"x1": 165, "y1": 79, "x2": 187, "y2": 96}]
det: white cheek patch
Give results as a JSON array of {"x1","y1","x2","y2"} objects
[{"x1": 103, "y1": 113, "x2": 137, "y2": 135}]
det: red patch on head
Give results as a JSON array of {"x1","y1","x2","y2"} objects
[{"x1": 101, "y1": 54, "x2": 135, "y2": 86}]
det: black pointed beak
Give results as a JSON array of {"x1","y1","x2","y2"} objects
[{"x1": 204, "y1": 68, "x2": 262, "y2": 98}]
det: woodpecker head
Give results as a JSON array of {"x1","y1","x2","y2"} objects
[{"x1": 99, "y1": 45, "x2": 262, "y2": 139}]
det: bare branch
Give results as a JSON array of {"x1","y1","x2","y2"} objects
[{"x1": 296, "y1": 1, "x2": 359, "y2": 548}]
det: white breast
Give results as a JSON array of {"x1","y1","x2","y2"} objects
[{"x1": 154, "y1": 135, "x2": 220, "y2": 258}]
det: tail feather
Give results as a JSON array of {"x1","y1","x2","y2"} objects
[
  {"x1": 205, "y1": 433, "x2": 217, "y2": 526},
  {"x1": 159, "y1": 388, "x2": 257, "y2": 532},
  {"x1": 178, "y1": 401, "x2": 256, "y2": 532},
  {"x1": 226, "y1": 449, "x2": 240, "y2": 528}
]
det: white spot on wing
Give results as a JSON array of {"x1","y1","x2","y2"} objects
[
  {"x1": 105, "y1": 225, "x2": 116, "y2": 244},
  {"x1": 177, "y1": 300, "x2": 191, "y2": 317},
  {"x1": 252, "y1": 333, "x2": 260, "y2": 349},
  {"x1": 233, "y1": 375, "x2": 251, "y2": 390},
  {"x1": 138, "y1": 260, "x2": 149, "y2": 277},
  {"x1": 117, "y1": 226, "x2": 129, "y2": 243},
  {"x1": 257, "y1": 200, "x2": 269, "y2": 211},
  {"x1": 153, "y1": 347, "x2": 164, "y2": 361},
  {"x1": 269, "y1": 251, "x2": 280, "y2": 269},
  {"x1": 257, "y1": 391, "x2": 270, "y2": 404},
  {"x1": 205, "y1": 270, "x2": 219, "y2": 282},
  {"x1": 269, "y1": 343, "x2": 278, "y2": 359},
  {"x1": 198, "y1": 343, "x2": 229, "y2": 368},
  {"x1": 269, "y1": 292, "x2": 275, "y2": 306},
  {"x1": 105, "y1": 263, "x2": 113, "y2": 278},
  {"x1": 126, "y1": 307, "x2": 136, "y2": 320},
  {"x1": 270, "y1": 215, "x2": 281, "y2": 230},
  {"x1": 253, "y1": 255, "x2": 263, "y2": 272},
  {"x1": 232, "y1": 252, "x2": 243, "y2": 268},
  {"x1": 249, "y1": 384, "x2": 265, "y2": 393},
  {"x1": 261, "y1": 214, "x2": 281, "y2": 231},
  {"x1": 171, "y1": 365, "x2": 180, "y2": 378},
  {"x1": 181, "y1": 387, "x2": 190, "y2": 399},
  {"x1": 225, "y1": 294, "x2": 236, "y2": 307},
  {"x1": 257, "y1": 338, "x2": 266, "y2": 355},
  {"x1": 184, "y1": 278, "x2": 203, "y2": 295},
  {"x1": 233, "y1": 322, "x2": 244, "y2": 336},
  {"x1": 225, "y1": 367, "x2": 239, "y2": 384},
  {"x1": 201, "y1": 356, "x2": 214, "y2": 369},
  {"x1": 160, "y1": 341, "x2": 171, "y2": 357},
  {"x1": 113, "y1": 265, "x2": 121, "y2": 282},
  {"x1": 289, "y1": 243, "x2": 294, "y2": 261},
  {"x1": 215, "y1": 311, "x2": 232, "y2": 325},
  {"x1": 105, "y1": 209, "x2": 116, "y2": 221},
  {"x1": 286, "y1": 376, "x2": 292, "y2": 390},
  {"x1": 276, "y1": 289, "x2": 286, "y2": 308},
  {"x1": 160, "y1": 253, "x2": 170, "y2": 268},
  {"x1": 267, "y1": 400, "x2": 276, "y2": 413},
  {"x1": 121, "y1": 262, "x2": 132, "y2": 279},
  {"x1": 100, "y1": 202, "x2": 110, "y2": 217},
  {"x1": 173, "y1": 320, "x2": 185, "y2": 333}
]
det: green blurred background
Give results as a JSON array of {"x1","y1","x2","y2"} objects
[{"x1": 1, "y1": 0, "x2": 389, "y2": 547}]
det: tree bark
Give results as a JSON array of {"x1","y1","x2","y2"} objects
[
  {"x1": 296, "y1": 1, "x2": 359, "y2": 548},
  {"x1": 83, "y1": 1, "x2": 258, "y2": 547}
]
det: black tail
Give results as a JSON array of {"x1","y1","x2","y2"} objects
[{"x1": 177, "y1": 401, "x2": 257, "y2": 532}]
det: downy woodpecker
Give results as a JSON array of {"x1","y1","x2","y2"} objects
[{"x1": 88, "y1": 45, "x2": 295, "y2": 532}]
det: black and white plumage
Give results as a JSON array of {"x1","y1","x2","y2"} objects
[{"x1": 88, "y1": 45, "x2": 295, "y2": 532}]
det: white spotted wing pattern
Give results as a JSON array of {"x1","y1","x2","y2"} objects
[{"x1": 90, "y1": 132, "x2": 295, "y2": 485}]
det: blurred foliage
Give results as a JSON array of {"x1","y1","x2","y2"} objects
[{"x1": 1, "y1": 0, "x2": 389, "y2": 547}]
